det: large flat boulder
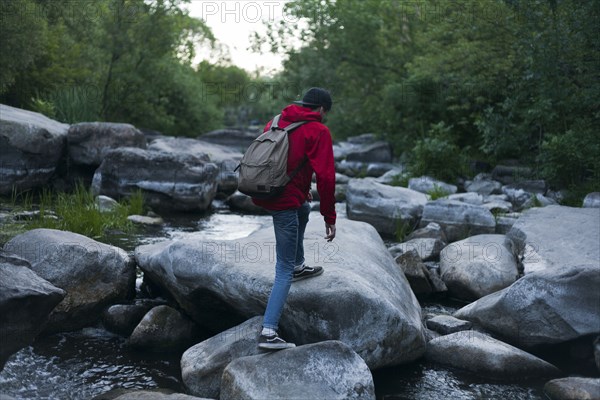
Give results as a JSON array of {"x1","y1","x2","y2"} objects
[
  {"x1": 181, "y1": 317, "x2": 265, "y2": 398},
  {"x1": 92, "y1": 148, "x2": 219, "y2": 212},
  {"x1": 4, "y1": 229, "x2": 135, "y2": 333},
  {"x1": 135, "y1": 216, "x2": 426, "y2": 369},
  {"x1": 220, "y1": 341, "x2": 375, "y2": 400},
  {"x1": 420, "y1": 200, "x2": 496, "y2": 242},
  {"x1": 67, "y1": 122, "x2": 146, "y2": 166},
  {"x1": 506, "y1": 205, "x2": 600, "y2": 274},
  {"x1": 440, "y1": 234, "x2": 518, "y2": 300},
  {"x1": 454, "y1": 264, "x2": 600, "y2": 348},
  {"x1": 0, "y1": 104, "x2": 68, "y2": 195},
  {"x1": 346, "y1": 178, "x2": 428, "y2": 236},
  {"x1": 425, "y1": 331, "x2": 560, "y2": 379},
  {"x1": 148, "y1": 136, "x2": 242, "y2": 195},
  {"x1": 0, "y1": 252, "x2": 65, "y2": 370}
]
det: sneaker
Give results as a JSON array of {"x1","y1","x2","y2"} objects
[
  {"x1": 258, "y1": 332, "x2": 296, "y2": 350},
  {"x1": 292, "y1": 265, "x2": 324, "y2": 282}
]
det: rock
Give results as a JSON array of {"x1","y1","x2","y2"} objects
[
  {"x1": 67, "y1": 122, "x2": 146, "y2": 166},
  {"x1": 506, "y1": 205, "x2": 600, "y2": 274},
  {"x1": 335, "y1": 184, "x2": 347, "y2": 202},
  {"x1": 495, "y1": 214, "x2": 520, "y2": 234},
  {"x1": 426, "y1": 268, "x2": 448, "y2": 294},
  {"x1": 127, "y1": 215, "x2": 164, "y2": 226},
  {"x1": 544, "y1": 377, "x2": 600, "y2": 400},
  {"x1": 93, "y1": 388, "x2": 212, "y2": 400},
  {"x1": 334, "y1": 135, "x2": 392, "y2": 163},
  {"x1": 135, "y1": 217, "x2": 426, "y2": 369},
  {"x1": 0, "y1": 104, "x2": 68, "y2": 195},
  {"x1": 426, "y1": 315, "x2": 472, "y2": 335},
  {"x1": 491, "y1": 165, "x2": 533, "y2": 185},
  {"x1": 465, "y1": 174, "x2": 502, "y2": 195},
  {"x1": 128, "y1": 305, "x2": 199, "y2": 351},
  {"x1": 595, "y1": 336, "x2": 600, "y2": 373},
  {"x1": 409, "y1": 176, "x2": 457, "y2": 195},
  {"x1": 0, "y1": 252, "x2": 65, "y2": 370},
  {"x1": 335, "y1": 173, "x2": 351, "y2": 184},
  {"x1": 199, "y1": 127, "x2": 259, "y2": 150},
  {"x1": 395, "y1": 250, "x2": 432, "y2": 297},
  {"x1": 92, "y1": 148, "x2": 219, "y2": 212},
  {"x1": 4, "y1": 229, "x2": 135, "y2": 333},
  {"x1": 420, "y1": 200, "x2": 496, "y2": 243},
  {"x1": 425, "y1": 331, "x2": 560, "y2": 379},
  {"x1": 225, "y1": 191, "x2": 268, "y2": 214},
  {"x1": 102, "y1": 301, "x2": 160, "y2": 336},
  {"x1": 522, "y1": 193, "x2": 558, "y2": 209},
  {"x1": 375, "y1": 168, "x2": 406, "y2": 185},
  {"x1": 181, "y1": 317, "x2": 266, "y2": 398},
  {"x1": 440, "y1": 234, "x2": 518, "y2": 300},
  {"x1": 148, "y1": 136, "x2": 243, "y2": 196},
  {"x1": 583, "y1": 192, "x2": 600, "y2": 208},
  {"x1": 391, "y1": 238, "x2": 445, "y2": 262},
  {"x1": 365, "y1": 162, "x2": 396, "y2": 177},
  {"x1": 346, "y1": 178, "x2": 428, "y2": 237},
  {"x1": 482, "y1": 200, "x2": 513, "y2": 213},
  {"x1": 447, "y1": 192, "x2": 484, "y2": 205},
  {"x1": 502, "y1": 186, "x2": 533, "y2": 210},
  {"x1": 454, "y1": 264, "x2": 600, "y2": 348},
  {"x1": 406, "y1": 222, "x2": 447, "y2": 243},
  {"x1": 220, "y1": 341, "x2": 375, "y2": 400},
  {"x1": 96, "y1": 195, "x2": 119, "y2": 213}
]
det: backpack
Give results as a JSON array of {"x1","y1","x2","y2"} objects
[{"x1": 236, "y1": 115, "x2": 308, "y2": 199}]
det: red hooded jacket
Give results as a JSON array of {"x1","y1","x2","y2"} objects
[{"x1": 252, "y1": 104, "x2": 337, "y2": 225}]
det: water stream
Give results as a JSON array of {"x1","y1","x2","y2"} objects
[{"x1": 0, "y1": 204, "x2": 549, "y2": 399}]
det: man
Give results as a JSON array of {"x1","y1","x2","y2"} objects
[{"x1": 253, "y1": 87, "x2": 337, "y2": 350}]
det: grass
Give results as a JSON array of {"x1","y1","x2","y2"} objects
[
  {"x1": 390, "y1": 174, "x2": 410, "y2": 187},
  {"x1": 427, "y1": 184, "x2": 451, "y2": 200},
  {"x1": 395, "y1": 219, "x2": 417, "y2": 242},
  {"x1": 2, "y1": 183, "x2": 145, "y2": 242}
]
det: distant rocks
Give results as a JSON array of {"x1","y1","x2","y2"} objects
[
  {"x1": 0, "y1": 104, "x2": 68, "y2": 195},
  {"x1": 420, "y1": 200, "x2": 496, "y2": 243},
  {"x1": 583, "y1": 192, "x2": 600, "y2": 208},
  {"x1": 334, "y1": 133, "x2": 392, "y2": 163},
  {"x1": 92, "y1": 148, "x2": 219, "y2": 212},
  {"x1": 199, "y1": 127, "x2": 259, "y2": 150},
  {"x1": 67, "y1": 122, "x2": 146, "y2": 166},
  {"x1": 408, "y1": 176, "x2": 457, "y2": 195}
]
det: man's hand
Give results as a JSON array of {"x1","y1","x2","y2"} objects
[{"x1": 325, "y1": 223, "x2": 336, "y2": 242}]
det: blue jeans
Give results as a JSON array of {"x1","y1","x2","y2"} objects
[{"x1": 262, "y1": 202, "x2": 311, "y2": 330}]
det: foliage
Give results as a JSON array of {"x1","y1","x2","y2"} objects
[{"x1": 427, "y1": 185, "x2": 451, "y2": 201}]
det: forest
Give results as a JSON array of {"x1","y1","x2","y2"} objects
[{"x1": 1, "y1": 0, "x2": 598, "y2": 202}]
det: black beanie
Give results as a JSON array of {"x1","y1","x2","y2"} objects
[{"x1": 293, "y1": 87, "x2": 333, "y2": 111}]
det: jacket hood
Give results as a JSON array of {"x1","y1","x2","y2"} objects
[{"x1": 280, "y1": 104, "x2": 323, "y2": 123}]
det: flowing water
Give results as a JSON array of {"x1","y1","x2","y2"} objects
[{"x1": 0, "y1": 203, "x2": 549, "y2": 399}]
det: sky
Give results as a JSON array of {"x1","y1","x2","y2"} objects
[{"x1": 184, "y1": 0, "x2": 296, "y2": 75}]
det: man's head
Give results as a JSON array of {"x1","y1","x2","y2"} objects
[{"x1": 294, "y1": 87, "x2": 333, "y2": 114}]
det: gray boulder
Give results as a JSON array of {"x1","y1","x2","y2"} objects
[
  {"x1": 454, "y1": 264, "x2": 600, "y2": 348},
  {"x1": 102, "y1": 301, "x2": 161, "y2": 336},
  {"x1": 225, "y1": 191, "x2": 268, "y2": 214},
  {"x1": 93, "y1": 388, "x2": 212, "y2": 400},
  {"x1": 544, "y1": 377, "x2": 600, "y2": 400},
  {"x1": 135, "y1": 217, "x2": 426, "y2": 369},
  {"x1": 128, "y1": 305, "x2": 199, "y2": 351},
  {"x1": 334, "y1": 135, "x2": 392, "y2": 163},
  {"x1": 425, "y1": 331, "x2": 560, "y2": 379},
  {"x1": 67, "y1": 122, "x2": 146, "y2": 166},
  {"x1": 495, "y1": 213, "x2": 520, "y2": 234},
  {"x1": 425, "y1": 315, "x2": 472, "y2": 335},
  {"x1": 95, "y1": 195, "x2": 119, "y2": 213},
  {"x1": 491, "y1": 165, "x2": 533, "y2": 185},
  {"x1": 181, "y1": 317, "x2": 265, "y2": 398},
  {"x1": 366, "y1": 162, "x2": 396, "y2": 177},
  {"x1": 220, "y1": 341, "x2": 375, "y2": 400},
  {"x1": 408, "y1": 176, "x2": 457, "y2": 195},
  {"x1": 92, "y1": 148, "x2": 219, "y2": 212},
  {"x1": 346, "y1": 178, "x2": 428, "y2": 236},
  {"x1": 583, "y1": 192, "x2": 600, "y2": 208},
  {"x1": 406, "y1": 222, "x2": 447, "y2": 243},
  {"x1": 4, "y1": 229, "x2": 135, "y2": 333},
  {"x1": 148, "y1": 136, "x2": 242, "y2": 195},
  {"x1": 465, "y1": 174, "x2": 502, "y2": 195},
  {"x1": 0, "y1": 104, "x2": 68, "y2": 195},
  {"x1": 391, "y1": 238, "x2": 445, "y2": 262},
  {"x1": 522, "y1": 193, "x2": 558, "y2": 209},
  {"x1": 375, "y1": 168, "x2": 406, "y2": 185},
  {"x1": 440, "y1": 234, "x2": 518, "y2": 300},
  {"x1": 506, "y1": 205, "x2": 600, "y2": 274},
  {"x1": 0, "y1": 252, "x2": 65, "y2": 370},
  {"x1": 420, "y1": 200, "x2": 496, "y2": 243},
  {"x1": 335, "y1": 173, "x2": 351, "y2": 184},
  {"x1": 395, "y1": 250, "x2": 432, "y2": 297},
  {"x1": 127, "y1": 215, "x2": 164, "y2": 226},
  {"x1": 482, "y1": 200, "x2": 513, "y2": 214},
  {"x1": 447, "y1": 192, "x2": 484, "y2": 205},
  {"x1": 199, "y1": 127, "x2": 259, "y2": 150}
]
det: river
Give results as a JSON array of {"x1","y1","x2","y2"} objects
[{"x1": 0, "y1": 203, "x2": 549, "y2": 399}]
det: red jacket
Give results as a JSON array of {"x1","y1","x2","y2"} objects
[{"x1": 252, "y1": 104, "x2": 337, "y2": 225}]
